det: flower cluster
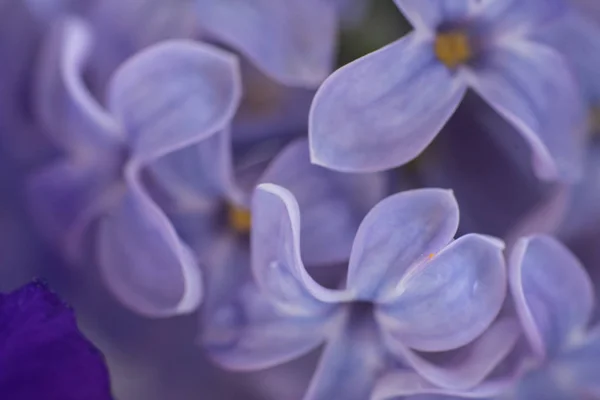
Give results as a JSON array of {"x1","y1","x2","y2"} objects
[{"x1": 1, "y1": 0, "x2": 600, "y2": 398}]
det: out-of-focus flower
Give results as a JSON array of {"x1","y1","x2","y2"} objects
[
  {"x1": 310, "y1": 0, "x2": 586, "y2": 181},
  {"x1": 27, "y1": 19, "x2": 242, "y2": 317},
  {"x1": 0, "y1": 280, "x2": 113, "y2": 399},
  {"x1": 205, "y1": 186, "x2": 509, "y2": 400},
  {"x1": 373, "y1": 236, "x2": 600, "y2": 400}
]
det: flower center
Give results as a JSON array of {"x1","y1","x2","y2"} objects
[
  {"x1": 434, "y1": 31, "x2": 472, "y2": 69},
  {"x1": 227, "y1": 204, "x2": 252, "y2": 234}
]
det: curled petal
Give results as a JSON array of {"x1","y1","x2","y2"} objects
[
  {"x1": 97, "y1": 164, "x2": 203, "y2": 317},
  {"x1": 510, "y1": 235, "x2": 595, "y2": 359},
  {"x1": 251, "y1": 184, "x2": 352, "y2": 317},
  {"x1": 196, "y1": 0, "x2": 338, "y2": 87},
  {"x1": 107, "y1": 40, "x2": 242, "y2": 161},
  {"x1": 203, "y1": 279, "x2": 329, "y2": 371},
  {"x1": 393, "y1": 0, "x2": 471, "y2": 32},
  {"x1": 379, "y1": 234, "x2": 506, "y2": 352},
  {"x1": 260, "y1": 139, "x2": 386, "y2": 266},
  {"x1": 384, "y1": 315, "x2": 520, "y2": 390},
  {"x1": 26, "y1": 160, "x2": 119, "y2": 262},
  {"x1": 35, "y1": 17, "x2": 122, "y2": 157},
  {"x1": 469, "y1": 42, "x2": 586, "y2": 181},
  {"x1": 303, "y1": 308, "x2": 387, "y2": 400},
  {"x1": 372, "y1": 370, "x2": 504, "y2": 400},
  {"x1": 346, "y1": 189, "x2": 459, "y2": 301},
  {"x1": 309, "y1": 33, "x2": 466, "y2": 172}
]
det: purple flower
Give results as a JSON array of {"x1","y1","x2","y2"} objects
[
  {"x1": 0, "y1": 281, "x2": 112, "y2": 399},
  {"x1": 205, "y1": 185, "x2": 508, "y2": 400},
  {"x1": 27, "y1": 18, "x2": 242, "y2": 317},
  {"x1": 310, "y1": 0, "x2": 586, "y2": 181},
  {"x1": 373, "y1": 236, "x2": 600, "y2": 399}
]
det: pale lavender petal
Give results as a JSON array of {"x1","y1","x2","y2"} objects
[
  {"x1": 469, "y1": 42, "x2": 586, "y2": 181},
  {"x1": 473, "y1": 0, "x2": 567, "y2": 37},
  {"x1": 393, "y1": 0, "x2": 471, "y2": 32},
  {"x1": 509, "y1": 235, "x2": 595, "y2": 359},
  {"x1": 384, "y1": 315, "x2": 520, "y2": 389},
  {"x1": 346, "y1": 189, "x2": 459, "y2": 301},
  {"x1": 97, "y1": 163, "x2": 203, "y2": 317},
  {"x1": 203, "y1": 278, "x2": 330, "y2": 371},
  {"x1": 372, "y1": 370, "x2": 504, "y2": 400},
  {"x1": 260, "y1": 139, "x2": 386, "y2": 266},
  {"x1": 309, "y1": 33, "x2": 466, "y2": 172},
  {"x1": 303, "y1": 307, "x2": 387, "y2": 400},
  {"x1": 196, "y1": 0, "x2": 338, "y2": 87},
  {"x1": 378, "y1": 234, "x2": 506, "y2": 352},
  {"x1": 34, "y1": 17, "x2": 122, "y2": 157},
  {"x1": 251, "y1": 184, "x2": 353, "y2": 317},
  {"x1": 107, "y1": 40, "x2": 242, "y2": 161},
  {"x1": 26, "y1": 160, "x2": 120, "y2": 262}
]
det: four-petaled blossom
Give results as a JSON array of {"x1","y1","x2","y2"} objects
[
  {"x1": 310, "y1": 0, "x2": 586, "y2": 181},
  {"x1": 0, "y1": 281, "x2": 113, "y2": 400},
  {"x1": 373, "y1": 236, "x2": 600, "y2": 399},
  {"x1": 205, "y1": 185, "x2": 509, "y2": 400},
  {"x1": 27, "y1": 18, "x2": 242, "y2": 317}
]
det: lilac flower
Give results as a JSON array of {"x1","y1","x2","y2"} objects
[
  {"x1": 0, "y1": 280, "x2": 112, "y2": 399},
  {"x1": 310, "y1": 0, "x2": 586, "y2": 181},
  {"x1": 205, "y1": 185, "x2": 509, "y2": 400},
  {"x1": 373, "y1": 236, "x2": 600, "y2": 399},
  {"x1": 27, "y1": 18, "x2": 241, "y2": 317},
  {"x1": 153, "y1": 138, "x2": 385, "y2": 339}
]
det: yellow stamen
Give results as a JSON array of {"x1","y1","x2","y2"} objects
[
  {"x1": 434, "y1": 31, "x2": 472, "y2": 69},
  {"x1": 428, "y1": 253, "x2": 435, "y2": 260},
  {"x1": 228, "y1": 204, "x2": 252, "y2": 234}
]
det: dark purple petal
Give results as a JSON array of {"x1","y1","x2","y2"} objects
[{"x1": 0, "y1": 281, "x2": 112, "y2": 400}]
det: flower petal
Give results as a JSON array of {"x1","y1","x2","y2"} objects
[
  {"x1": 509, "y1": 235, "x2": 595, "y2": 359},
  {"x1": 473, "y1": 0, "x2": 567, "y2": 37},
  {"x1": 260, "y1": 139, "x2": 386, "y2": 266},
  {"x1": 203, "y1": 278, "x2": 329, "y2": 371},
  {"x1": 309, "y1": 32, "x2": 466, "y2": 172},
  {"x1": 97, "y1": 164, "x2": 203, "y2": 317},
  {"x1": 384, "y1": 314, "x2": 520, "y2": 390},
  {"x1": 107, "y1": 40, "x2": 242, "y2": 161},
  {"x1": 393, "y1": 0, "x2": 471, "y2": 32},
  {"x1": 346, "y1": 188, "x2": 459, "y2": 301},
  {"x1": 196, "y1": 0, "x2": 338, "y2": 87},
  {"x1": 34, "y1": 17, "x2": 122, "y2": 157},
  {"x1": 468, "y1": 42, "x2": 586, "y2": 181},
  {"x1": 556, "y1": 325, "x2": 600, "y2": 395},
  {"x1": 26, "y1": 160, "x2": 119, "y2": 262},
  {"x1": 536, "y1": 11, "x2": 600, "y2": 103},
  {"x1": 251, "y1": 184, "x2": 352, "y2": 317},
  {"x1": 372, "y1": 370, "x2": 504, "y2": 400},
  {"x1": 378, "y1": 234, "x2": 506, "y2": 352},
  {"x1": 0, "y1": 281, "x2": 112, "y2": 399},
  {"x1": 303, "y1": 308, "x2": 387, "y2": 400}
]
